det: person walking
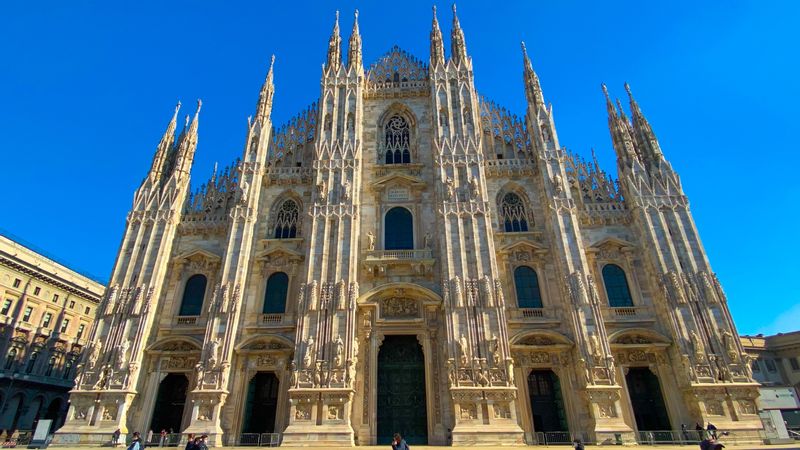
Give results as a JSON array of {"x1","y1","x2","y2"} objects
[
  {"x1": 391, "y1": 433, "x2": 409, "y2": 450},
  {"x1": 195, "y1": 434, "x2": 209, "y2": 450},
  {"x1": 127, "y1": 432, "x2": 143, "y2": 450},
  {"x1": 706, "y1": 422, "x2": 718, "y2": 439},
  {"x1": 184, "y1": 434, "x2": 196, "y2": 450},
  {"x1": 695, "y1": 422, "x2": 705, "y2": 440}
]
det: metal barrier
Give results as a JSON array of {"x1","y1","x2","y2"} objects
[
  {"x1": 145, "y1": 433, "x2": 182, "y2": 447},
  {"x1": 1, "y1": 430, "x2": 33, "y2": 448},
  {"x1": 525, "y1": 429, "x2": 765, "y2": 446},
  {"x1": 231, "y1": 433, "x2": 281, "y2": 447}
]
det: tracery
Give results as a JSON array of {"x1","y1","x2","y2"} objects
[
  {"x1": 384, "y1": 115, "x2": 411, "y2": 164},
  {"x1": 499, "y1": 192, "x2": 531, "y2": 232},
  {"x1": 273, "y1": 199, "x2": 300, "y2": 239}
]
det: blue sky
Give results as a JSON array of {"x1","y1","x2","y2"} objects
[{"x1": 1, "y1": 1, "x2": 798, "y2": 335}]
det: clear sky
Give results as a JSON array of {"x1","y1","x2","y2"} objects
[{"x1": 1, "y1": 1, "x2": 798, "y2": 335}]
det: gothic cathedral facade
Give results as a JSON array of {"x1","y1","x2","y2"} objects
[{"x1": 55, "y1": 7, "x2": 761, "y2": 446}]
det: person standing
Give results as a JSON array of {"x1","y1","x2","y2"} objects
[
  {"x1": 127, "y1": 432, "x2": 142, "y2": 450},
  {"x1": 695, "y1": 422, "x2": 705, "y2": 440},
  {"x1": 391, "y1": 433, "x2": 409, "y2": 450},
  {"x1": 112, "y1": 429, "x2": 121, "y2": 447},
  {"x1": 706, "y1": 422, "x2": 718, "y2": 439}
]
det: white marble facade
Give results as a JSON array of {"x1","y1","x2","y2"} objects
[{"x1": 55, "y1": 7, "x2": 762, "y2": 447}]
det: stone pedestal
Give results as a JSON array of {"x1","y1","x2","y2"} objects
[
  {"x1": 450, "y1": 388, "x2": 524, "y2": 446},
  {"x1": 582, "y1": 386, "x2": 635, "y2": 445},
  {"x1": 281, "y1": 388, "x2": 355, "y2": 446},
  {"x1": 51, "y1": 391, "x2": 136, "y2": 446},
  {"x1": 684, "y1": 384, "x2": 763, "y2": 432},
  {"x1": 182, "y1": 391, "x2": 226, "y2": 447}
]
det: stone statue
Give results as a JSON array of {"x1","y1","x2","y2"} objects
[
  {"x1": 367, "y1": 231, "x2": 375, "y2": 251},
  {"x1": 289, "y1": 361, "x2": 298, "y2": 387},
  {"x1": 690, "y1": 331, "x2": 703, "y2": 357},
  {"x1": 115, "y1": 339, "x2": 129, "y2": 369},
  {"x1": 552, "y1": 173, "x2": 563, "y2": 194},
  {"x1": 239, "y1": 179, "x2": 249, "y2": 205},
  {"x1": 316, "y1": 180, "x2": 326, "y2": 202},
  {"x1": 205, "y1": 338, "x2": 220, "y2": 368},
  {"x1": 423, "y1": 232, "x2": 431, "y2": 249},
  {"x1": 589, "y1": 332, "x2": 602, "y2": 362},
  {"x1": 341, "y1": 180, "x2": 351, "y2": 203},
  {"x1": 458, "y1": 335, "x2": 470, "y2": 366},
  {"x1": 488, "y1": 334, "x2": 501, "y2": 366},
  {"x1": 303, "y1": 337, "x2": 314, "y2": 368},
  {"x1": 469, "y1": 176, "x2": 480, "y2": 199},
  {"x1": 88, "y1": 341, "x2": 102, "y2": 369},
  {"x1": 445, "y1": 177, "x2": 455, "y2": 200},
  {"x1": 333, "y1": 335, "x2": 344, "y2": 367}
]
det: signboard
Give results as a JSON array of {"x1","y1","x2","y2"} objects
[
  {"x1": 759, "y1": 387, "x2": 800, "y2": 410},
  {"x1": 387, "y1": 188, "x2": 409, "y2": 201},
  {"x1": 28, "y1": 419, "x2": 52, "y2": 448}
]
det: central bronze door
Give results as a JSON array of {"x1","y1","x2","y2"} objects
[{"x1": 377, "y1": 335, "x2": 428, "y2": 445}]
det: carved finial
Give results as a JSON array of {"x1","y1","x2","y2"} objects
[
  {"x1": 354, "y1": 9, "x2": 358, "y2": 19},
  {"x1": 196, "y1": 98, "x2": 203, "y2": 114},
  {"x1": 184, "y1": 114, "x2": 190, "y2": 128},
  {"x1": 270, "y1": 54, "x2": 276, "y2": 70},
  {"x1": 601, "y1": 83, "x2": 609, "y2": 99},
  {"x1": 452, "y1": 3, "x2": 457, "y2": 13},
  {"x1": 521, "y1": 41, "x2": 527, "y2": 54},
  {"x1": 433, "y1": 5, "x2": 437, "y2": 14},
  {"x1": 624, "y1": 82, "x2": 632, "y2": 96},
  {"x1": 175, "y1": 100, "x2": 182, "y2": 114},
  {"x1": 335, "y1": 10, "x2": 340, "y2": 22}
]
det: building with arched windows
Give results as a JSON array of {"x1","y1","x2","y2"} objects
[
  {"x1": 0, "y1": 233, "x2": 104, "y2": 437},
  {"x1": 56, "y1": 7, "x2": 762, "y2": 447}
]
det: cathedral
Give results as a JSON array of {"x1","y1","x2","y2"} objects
[{"x1": 55, "y1": 6, "x2": 762, "y2": 447}]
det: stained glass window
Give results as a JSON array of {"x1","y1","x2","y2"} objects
[
  {"x1": 384, "y1": 115, "x2": 411, "y2": 164},
  {"x1": 273, "y1": 200, "x2": 299, "y2": 239},
  {"x1": 500, "y1": 193, "x2": 530, "y2": 232}
]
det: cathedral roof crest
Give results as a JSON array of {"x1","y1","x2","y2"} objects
[{"x1": 366, "y1": 46, "x2": 429, "y2": 95}]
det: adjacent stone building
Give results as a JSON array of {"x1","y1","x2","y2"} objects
[
  {"x1": 55, "y1": 7, "x2": 762, "y2": 446},
  {"x1": 0, "y1": 233, "x2": 104, "y2": 435},
  {"x1": 741, "y1": 332, "x2": 800, "y2": 442}
]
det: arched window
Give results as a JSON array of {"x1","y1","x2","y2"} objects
[
  {"x1": 500, "y1": 192, "x2": 530, "y2": 232},
  {"x1": 45, "y1": 356, "x2": 56, "y2": 377},
  {"x1": 63, "y1": 359, "x2": 73, "y2": 379},
  {"x1": 514, "y1": 266, "x2": 543, "y2": 308},
  {"x1": 179, "y1": 274, "x2": 207, "y2": 316},
  {"x1": 273, "y1": 199, "x2": 299, "y2": 239},
  {"x1": 263, "y1": 272, "x2": 289, "y2": 314},
  {"x1": 384, "y1": 207, "x2": 413, "y2": 250},
  {"x1": 602, "y1": 264, "x2": 634, "y2": 307},
  {"x1": 26, "y1": 351, "x2": 38, "y2": 374},
  {"x1": 5, "y1": 348, "x2": 17, "y2": 370},
  {"x1": 384, "y1": 115, "x2": 411, "y2": 164}
]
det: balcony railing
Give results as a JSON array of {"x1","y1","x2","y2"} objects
[
  {"x1": 365, "y1": 249, "x2": 432, "y2": 260},
  {"x1": 509, "y1": 308, "x2": 555, "y2": 322},
  {"x1": 601, "y1": 306, "x2": 654, "y2": 322},
  {"x1": 176, "y1": 316, "x2": 199, "y2": 326},
  {"x1": 261, "y1": 313, "x2": 284, "y2": 324}
]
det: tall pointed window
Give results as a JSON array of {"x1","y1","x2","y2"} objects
[
  {"x1": 514, "y1": 266, "x2": 543, "y2": 308},
  {"x1": 273, "y1": 200, "x2": 299, "y2": 239},
  {"x1": 500, "y1": 193, "x2": 530, "y2": 232},
  {"x1": 384, "y1": 207, "x2": 414, "y2": 250},
  {"x1": 384, "y1": 115, "x2": 411, "y2": 164},
  {"x1": 263, "y1": 272, "x2": 289, "y2": 314},
  {"x1": 602, "y1": 264, "x2": 634, "y2": 307},
  {"x1": 179, "y1": 274, "x2": 207, "y2": 316}
]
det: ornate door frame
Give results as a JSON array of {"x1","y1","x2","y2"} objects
[{"x1": 353, "y1": 283, "x2": 445, "y2": 445}]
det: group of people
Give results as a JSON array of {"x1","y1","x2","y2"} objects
[{"x1": 113, "y1": 431, "x2": 208, "y2": 450}]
